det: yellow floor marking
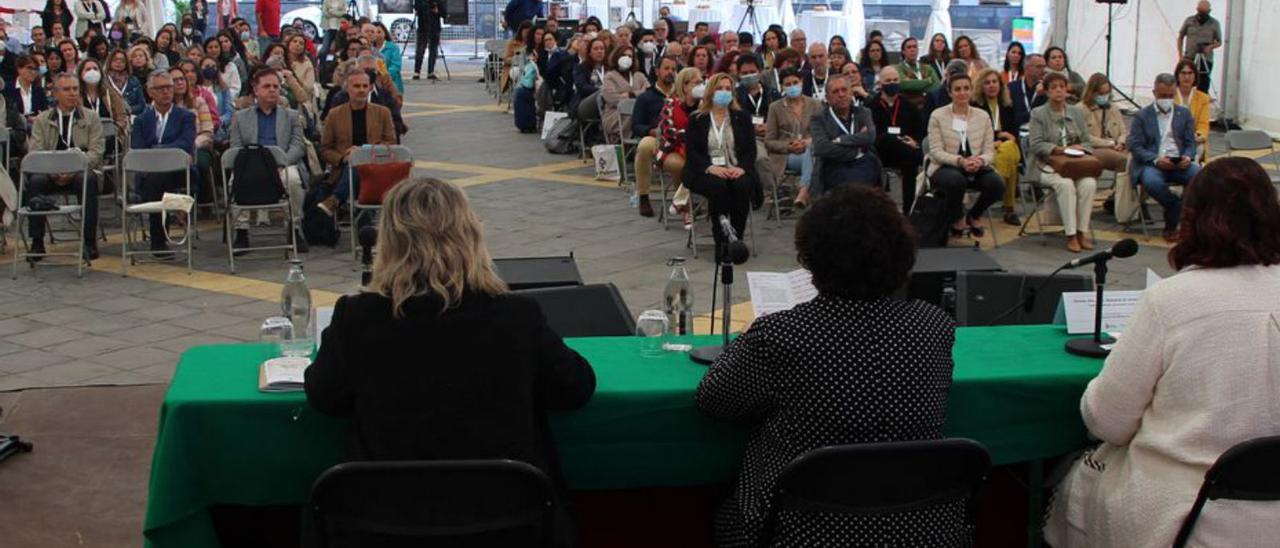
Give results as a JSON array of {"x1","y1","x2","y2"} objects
[{"x1": 86, "y1": 254, "x2": 345, "y2": 307}]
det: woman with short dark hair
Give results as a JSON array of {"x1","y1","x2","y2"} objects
[
  {"x1": 1044, "y1": 156, "x2": 1280, "y2": 547},
  {"x1": 697, "y1": 185, "x2": 959, "y2": 547}
]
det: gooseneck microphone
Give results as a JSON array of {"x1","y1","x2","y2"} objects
[
  {"x1": 358, "y1": 226, "x2": 378, "y2": 286},
  {"x1": 717, "y1": 215, "x2": 751, "y2": 265},
  {"x1": 1064, "y1": 238, "x2": 1139, "y2": 269}
]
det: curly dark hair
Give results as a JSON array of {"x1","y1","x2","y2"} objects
[
  {"x1": 795, "y1": 185, "x2": 917, "y2": 300},
  {"x1": 1170, "y1": 157, "x2": 1280, "y2": 270}
]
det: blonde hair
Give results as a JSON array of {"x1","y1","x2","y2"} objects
[
  {"x1": 367, "y1": 178, "x2": 507, "y2": 317},
  {"x1": 671, "y1": 66, "x2": 702, "y2": 104},
  {"x1": 697, "y1": 72, "x2": 740, "y2": 114},
  {"x1": 973, "y1": 67, "x2": 1010, "y2": 107}
]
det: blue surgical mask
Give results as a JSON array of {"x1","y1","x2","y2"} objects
[
  {"x1": 38, "y1": 65, "x2": 48, "y2": 75},
  {"x1": 240, "y1": 31, "x2": 251, "y2": 42},
  {"x1": 712, "y1": 89, "x2": 733, "y2": 107},
  {"x1": 784, "y1": 84, "x2": 802, "y2": 98},
  {"x1": 1093, "y1": 95, "x2": 1110, "y2": 108}
]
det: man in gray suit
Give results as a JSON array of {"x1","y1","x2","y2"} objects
[{"x1": 229, "y1": 66, "x2": 310, "y2": 252}]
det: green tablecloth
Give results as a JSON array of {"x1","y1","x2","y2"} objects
[{"x1": 143, "y1": 325, "x2": 1102, "y2": 547}]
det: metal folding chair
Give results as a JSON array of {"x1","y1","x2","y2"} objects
[
  {"x1": 578, "y1": 92, "x2": 604, "y2": 161},
  {"x1": 758, "y1": 439, "x2": 990, "y2": 546},
  {"x1": 120, "y1": 149, "x2": 195, "y2": 276},
  {"x1": 0, "y1": 129, "x2": 9, "y2": 254},
  {"x1": 348, "y1": 145, "x2": 414, "y2": 262},
  {"x1": 221, "y1": 146, "x2": 296, "y2": 273},
  {"x1": 11, "y1": 150, "x2": 92, "y2": 279},
  {"x1": 617, "y1": 98, "x2": 639, "y2": 190},
  {"x1": 918, "y1": 137, "x2": 999, "y2": 248},
  {"x1": 1172, "y1": 435, "x2": 1280, "y2": 548},
  {"x1": 484, "y1": 40, "x2": 507, "y2": 99},
  {"x1": 311, "y1": 459, "x2": 557, "y2": 548}
]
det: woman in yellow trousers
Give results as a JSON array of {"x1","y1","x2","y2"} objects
[{"x1": 975, "y1": 69, "x2": 1022, "y2": 225}]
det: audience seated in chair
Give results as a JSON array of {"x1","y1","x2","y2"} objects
[
  {"x1": 656, "y1": 67, "x2": 700, "y2": 227},
  {"x1": 1127, "y1": 72, "x2": 1201, "y2": 242},
  {"x1": 764, "y1": 68, "x2": 821, "y2": 208},
  {"x1": 926, "y1": 73, "x2": 1005, "y2": 241},
  {"x1": 1028, "y1": 72, "x2": 1098, "y2": 253},
  {"x1": 870, "y1": 66, "x2": 926, "y2": 214},
  {"x1": 229, "y1": 66, "x2": 311, "y2": 252},
  {"x1": 25, "y1": 72, "x2": 104, "y2": 261},
  {"x1": 317, "y1": 69, "x2": 396, "y2": 216},
  {"x1": 809, "y1": 73, "x2": 881, "y2": 199},
  {"x1": 131, "y1": 69, "x2": 197, "y2": 259},
  {"x1": 631, "y1": 54, "x2": 679, "y2": 218}
]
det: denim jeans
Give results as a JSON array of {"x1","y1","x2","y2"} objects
[
  {"x1": 785, "y1": 146, "x2": 814, "y2": 188},
  {"x1": 1136, "y1": 163, "x2": 1200, "y2": 229}
]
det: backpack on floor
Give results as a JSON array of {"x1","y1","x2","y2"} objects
[
  {"x1": 909, "y1": 189, "x2": 950, "y2": 248},
  {"x1": 231, "y1": 145, "x2": 286, "y2": 206},
  {"x1": 542, "y1": 116, "x2": 579, "y2": 155}
]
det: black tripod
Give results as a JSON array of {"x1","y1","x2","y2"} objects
[
  {"x1": 1101, "y1": 0, "x2": 1140, "y2": 109},
  {"x1": 347, "y1": 0, "x2": 362, "y2": 19},
  {"x1": 736, "y1": 4, "x2": 762, "y2": 37}
]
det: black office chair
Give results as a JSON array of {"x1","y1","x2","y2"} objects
[
  {"x1": 1171, "y1": 435, "x2": 1280, "y2": 548},
  {"x1": 758, "y1": 438, "x2": 991, "y2": 547},
  {"x1": 309, "y1": 459, "x2": 557, "y2": 548}
]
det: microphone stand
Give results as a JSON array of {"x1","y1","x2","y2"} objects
[
  {"x1": 1065, "y1": 258, "x2": 1116, "y2": 358},
  {"x1": 691, "y1": 246, "x2": 735, "y2": 365}
]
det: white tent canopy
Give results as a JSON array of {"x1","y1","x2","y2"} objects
[{"x1": 923, "y1": 0, "x2": 952, "y2": 45}]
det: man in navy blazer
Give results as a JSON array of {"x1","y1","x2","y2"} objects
[
  {"x1": 1127, "y1": 73, "x2": 1201, "y2": 241},
  {"x1": 131, "y1": 69, "x2": 197, "y2": 257}
]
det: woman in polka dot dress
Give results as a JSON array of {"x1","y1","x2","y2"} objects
[{"x1": 696, "y1": 185, "x2": 964, "y2": 547}]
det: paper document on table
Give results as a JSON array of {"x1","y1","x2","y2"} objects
[
  {"x1": 747, "y1": 269, "x2": 817, "y2": 317},
  {"x1": 258, "y1": 356, "x2": 311, "y2": 392},
  {"x1": 1059, "y1": 290, "x2": 1145, "y2": 334}
]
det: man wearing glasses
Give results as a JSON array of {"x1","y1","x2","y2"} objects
[
  {"x1": 130, "y1": 69, "x2": 196, "y2": 258},
  {"x1": 25, "y1": 72, "x2": 104, "y2": 261}
]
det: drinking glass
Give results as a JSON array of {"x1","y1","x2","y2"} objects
[
  {"x1": 636, "y1": 310, "x2": 671, "y2": 358},
  {"x1": 259, "y1": 316, "x2": 294, "y2": 357}
]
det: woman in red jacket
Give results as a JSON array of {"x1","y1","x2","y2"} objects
[{"x1": 657, "y1": 67, "x2": 702, "y2": 228}]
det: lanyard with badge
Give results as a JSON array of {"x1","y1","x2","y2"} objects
[
  {"x1": 710, "y1": 114, "x2": 730, "y2": 166},
  {"x1": 812, "y1": 73, "x2": 826, "y2": 101},
  {"x1": 746, "y1": 92, "x2": 764, "y2": 125},
  {"x1": 156, "y1": 109, "x2": 170, "y2": 140},
  {"x1": 1057, "y1": 112, "x2": 1070, "y2": 146},
  {"x1": 952, "y1": 111, "x2": 970, "y2": 155},
  {"x1": 883, "y1": 98, "x2": 902, "y2": 136},
  {"x1": 57, "y1": 111, "x2": 75, "y2": 148},
  {"x1": 1023, "y1": 80, "x2": 1037, "y2": 113},
  {"x1": 87, "y1": 96, "x2": 100, "y2": 116},
  {"x1": 829, "y1": 107, "x2": 863, "y2": 159},
  {"x1": 110, "y1": 75, "x2": 129, "y2": 98},
  {"x1": 595, "y1": 68, "x2": 605, "y2": 85}
]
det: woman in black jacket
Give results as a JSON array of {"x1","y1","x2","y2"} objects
[
  {"x1": 683, "y1": 72, "x2": 760, "y2": 254},
  {"x1": 306, "y1": 178, "x2": 597, "y2": 546}
]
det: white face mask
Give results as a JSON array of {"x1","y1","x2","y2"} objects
[
  {"x1": 1156, "y1": 98, "x2": 1174, "y2": 112},
  {"x1": 587, "y1": 32, "x2": 598, "y2": 40},
  {"x1": 691, "y1": 83, "x2": 706, "y2": 99},
  {"x1": 83, "y1": 69, "x2": 102, "y2": 85},
  {"x1": 640, "y1": 41, "x2": 656, "y2": 54},
  {"x1": 617, "y1": 56, "x2": 632, "y2": 71}
]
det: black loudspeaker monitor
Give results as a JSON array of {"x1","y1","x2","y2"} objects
[
  {"x1": 445, "y1": 0, "x2": 469, "y2": 26},
  {"x1": 955, "y1": 271, "x2": 1094, "y2": 327},
  {"x1": 904, "y1": 247, "x2": 1003, "y2": 317},
  {"x1": 514, "y1": 283, "x2": 635, "y2": 338},
  {"x1": 493, "y1": 255, "x2": 583, "y2": 291}
]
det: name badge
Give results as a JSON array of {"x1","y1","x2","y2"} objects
[
  {"x1": 711, "y1": 155, "x2": 727, "y2": 167},
  {"x1": 951, "y1": 118, "x2": 968, "y2": 133},
  {"x1": 887, "y1": 126, "x2": 901, "y2": 135},
  {"x1": 752, "y1": 116, "x2": 764, "y2": 126},
  {"x1": 814, "y1": 91, "x2": 826, "y2": 102}
]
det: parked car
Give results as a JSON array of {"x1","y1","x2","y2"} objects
[{"x1": 276, "y1": 0, "x2": 417, "y2": 43}]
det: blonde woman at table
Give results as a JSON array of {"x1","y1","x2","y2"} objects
[
  {"x1": 306, "y1": 178, "x2": 597, "y2": 547},
  {"x1": 1043, "y1": 157, "x2": 1280, "y2": 548},
  {"x1": 697, "y1": 185, "x2": 958, "y2": 547}
]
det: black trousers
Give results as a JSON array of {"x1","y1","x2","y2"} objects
[
  {"x1": 686, "y1": 172, "x2": 753, "y2": 249},
  {"x1": 414, "y1": 18, "x2": 442, "y2": 75},
  {"x1": 25, "y1": 172, "x2": 98, "y2": 245},
  {"x1": 1196, "y1": 57, "x2": 1213, "y2": 93},
  {"x1": 929, "y1": 165, "x2": 1005, "y2": 224},
  {"x1": 877, "y1": 139, "x2": 923, "y2": 214}
]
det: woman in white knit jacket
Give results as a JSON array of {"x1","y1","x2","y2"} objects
[{"x1": 1044, "y1": 157, "x2": 1280, "y2": 547}]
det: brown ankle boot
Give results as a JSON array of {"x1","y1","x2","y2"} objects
[{"x1": 638, "y1": 195, "x2": 654, "y2": 217}]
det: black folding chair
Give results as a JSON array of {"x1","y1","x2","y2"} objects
[
  {"x1": 758, "y1": 438, "x2": 991, "y2": 547},
  {"x1": 309, "y1": 459, "x2": 557, "y2": 548},
  {"x1": 1171, "y1": 435, "x2": 1280, "y2": 548}
]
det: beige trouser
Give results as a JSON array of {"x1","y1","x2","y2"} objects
[
  {"x1": 636, "y1": 137, "x2": 690, "y2": 205},
  {"x1": 1041, "y1": 170, "x2": 1097, "y2": 236}
]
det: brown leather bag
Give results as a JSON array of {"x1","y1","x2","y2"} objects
[{"x1": 1045, "y1": 153, "x2": 1105, "y2": 179}]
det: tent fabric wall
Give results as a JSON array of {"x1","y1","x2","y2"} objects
[{"x1": 1233, "y1": 0, "x2": 1280, "y2": 133}]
